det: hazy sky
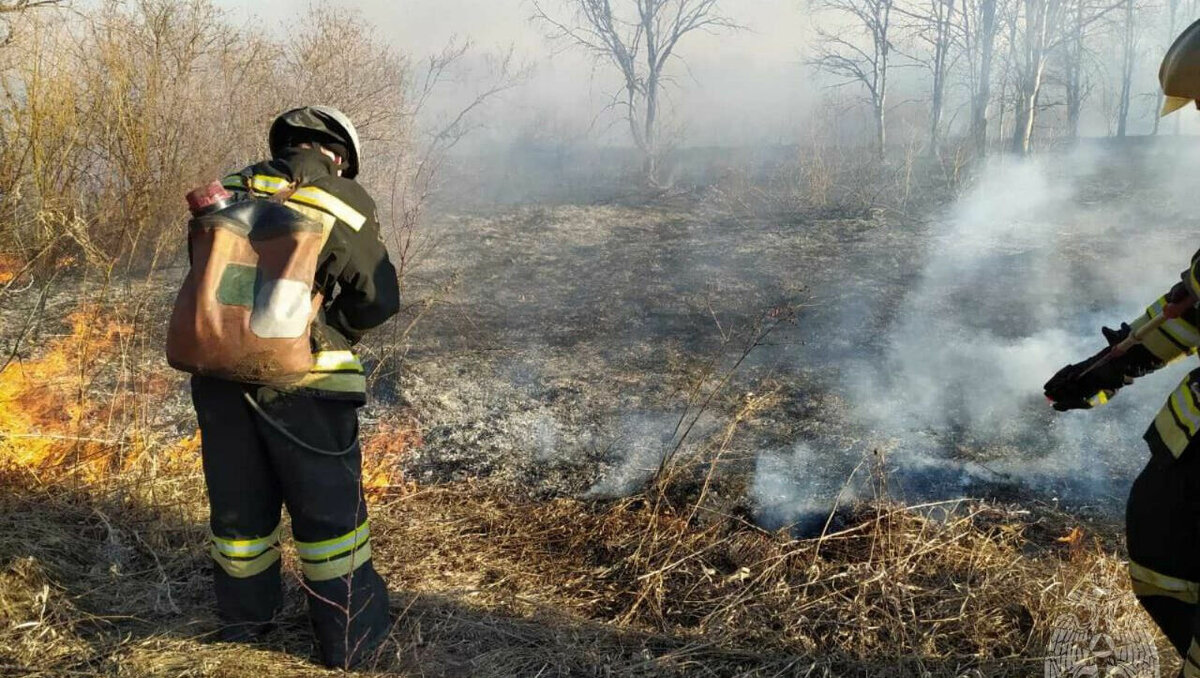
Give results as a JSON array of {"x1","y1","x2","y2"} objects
[
  {"x1": 211, "y1": 0, "x2": 1177, "y2": 144},
  {"x1": 214, "y1": 0, "x2": 817, "y2": 147}
]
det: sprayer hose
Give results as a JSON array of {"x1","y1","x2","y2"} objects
[{"x1": 242, "y1": 391, "x2": 360, "y2": 457}]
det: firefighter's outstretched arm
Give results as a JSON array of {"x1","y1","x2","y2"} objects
[{"x1": 1046, "y1": 266, "x2": 1200, "y2": 411}]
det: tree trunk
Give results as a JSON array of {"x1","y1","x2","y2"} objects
[
  {"x1": 1116, "y1": 0, "x2": 1135, "y2": 138},
  {"x1": 1063, "y1": 4, "x2": 1083, "y2": 139},
  {"x1": 1011, "y1": 66, "x2": 1043, "y2": 155},
  {"x1": 971, "y1": 0, "x2": 997, "y2": 156},
  {"x1": 928, "y1": 0, "x2": 952, "y2": 155},
  {"x1": 1154, "y1": 0, "x2": 1180, "y2": 135},
  {"x1": 876, "y1": 0, "x2": 891, "y2": 160},
  {"x1": 875, "y1": 99, "x2": 887, "y2": 159},
  {"x1": 1011, "y1": 0, "x2": 1049, "y2": 156},
  {"x1": 643, "y1": 74, "x2": 659, "y2": 183}
]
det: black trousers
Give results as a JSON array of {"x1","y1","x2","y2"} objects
[
  {"x1": 191, "y1": 375, "x2": 389, "y2": 668},
  {"x1": 1127, "y1": 449, "x2": 1200, "y2": 676}
]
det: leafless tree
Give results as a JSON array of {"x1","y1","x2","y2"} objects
[
  {"x1": 1112, "y1": 0, "x2": 1140, "y2": 137},
  {"x1": 897, "y1": 0, "x2": 957, "y2": 153},
  {"x1": 1053, "y1": 0, "x2": 1123, "y2": 140},
  {"x1": 0, "y1": 0, "x2": 61, "y2": 46},
  {"x1": 958, "y1": 0, "x2": 1003, "y2": 154},
  {"x1": 810, "y1": 0, "x2": 896, "y2": 159},
  {"x1": 1007, "y1": 0, "x2": 1122, "y2": 153},
  {"x1": 1152, "y1": 0, "x2": 1194, "y2": 135},
  {"x1": 531, "y1": 0, "x2": 738, "y2": 183},
  {"x1": 1008, "y1": 0, "x2": 1065, "y2": 154}
]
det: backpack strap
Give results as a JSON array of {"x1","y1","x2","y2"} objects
[{"x1": 268, "y1": 181, "x2": 299, "y2": 204}]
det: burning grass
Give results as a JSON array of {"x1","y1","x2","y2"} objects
[{"x1": 0, "y1": 303, "x2": 198, "y2": 486}]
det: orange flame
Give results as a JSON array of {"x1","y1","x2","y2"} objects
[
  {"x1": 0, "y1": 306, "x2": 137, "y2": 481},
  {"x1": 361, "y1": 421, "x2": 421, "y2": 498},
  {"x1": 0, "y1": 254, "x2": 20, "y2": 285}
]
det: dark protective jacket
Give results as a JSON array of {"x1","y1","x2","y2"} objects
[
  {"x1": 1100, "y1": 250, "x2": 1200, "y2": 460},
  {"x1": 221, "y1": 148, "x2": 399, "y2": 403}
]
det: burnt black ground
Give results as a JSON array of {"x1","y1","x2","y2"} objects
[
  {"x1": 393, "y1": 197, "x2": 942, "y2": 526},
  {"x1": 395, "y1": 144, "x2": 1200, "y2": 529}
]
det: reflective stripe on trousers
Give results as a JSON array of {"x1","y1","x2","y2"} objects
[
  {"x1": 210, "y1": 524, "x2": 282, "y2": 578},
  {"x1": 296, "y1": 519, "x2": 373, "y2": 581},
  {"x1": 1130, "y1": 560, "x2": 1200, "y2": 605}
]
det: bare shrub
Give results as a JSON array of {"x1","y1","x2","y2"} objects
[{"x1": 0, "y1": 1, "x2": 410, "y2": 274}]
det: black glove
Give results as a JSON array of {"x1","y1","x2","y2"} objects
[{"x1": 1044, "y1": 324, "x2": 1133, "y2": 411}]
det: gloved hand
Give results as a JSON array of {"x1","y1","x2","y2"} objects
[{"x1": 1044, "y1": 324, "x2": 1133, "y2": 411}]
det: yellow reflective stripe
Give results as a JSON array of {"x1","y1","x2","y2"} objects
[
  {"x1": 1154, "y1": 401, "x2": 1192, "y2": 458},
  {"x1": 1171, "y1": 381, "x2": 1200, "y2": 437},
  {"x1": 295, "y1": 521, "x2": 370, "y2": 560},
  {"x1": 1130, "y1": 561, "x2": 1200, "y2": 604},
  {"x1": 282, "y1": 202, "x2": 336, "y2": 232},
  {"x1": 311, "y1": 350, "x2": 363, "y2": 374},
  {"x1": 211, "y1": 525, "x2": 281, "y2": 558},
  {"x1": 222, "y1": 175, "x2": 248, "y2": 191},
  {"x1": 1163, "y1": 317, "x2": 1200, "y2": 349},
  {"x1": 1135, "y1": 302, "x2": 1193, "y2": 363},
  {"x1": 292, "y1": 371, "x2": 366, "y2": 394},
  {"x1": 301, "y1": 542, "x2": 372, "y2": 582},
  {"x1": 1187, "y1": 641, "x2": 1200, "y2": 678},
  {"x1": 210, "y1": 545, "x2": 280, "y2": 579},
  {"x1": 249, "y1": 174, "x2": 291, "y2": 194},
  {"x1": 290, "y1": 187, "x2": 366, "y2": 231},
  {"x1": 1140, "y1": 327, "x2": 1188, "y2": 363}
]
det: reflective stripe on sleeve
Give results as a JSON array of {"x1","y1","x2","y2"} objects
[
  {"x1": 1129, "y1": 560, "x2": 1200, "y2": 604},
  {"x1": 1134, "y1": 297, "x2": 1200, "y2": 364}
]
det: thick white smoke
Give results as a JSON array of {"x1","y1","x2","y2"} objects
[{"x1": 755, "y1": 144, "x2": 1200, "y2": 530}]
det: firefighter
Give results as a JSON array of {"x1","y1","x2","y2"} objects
[
  {"x1": 1045, "y1": 19, "x2": 1200, "y2": 676},
  {"x1": 189, "y1": 106, "x2": 399, "y2": 668}
]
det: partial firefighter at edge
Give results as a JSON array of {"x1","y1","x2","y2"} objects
[{"x1": 1045, "y1": 19, "x2": 1200, "y2": 676}]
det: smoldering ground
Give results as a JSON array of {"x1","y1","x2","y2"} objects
[{"x1": 398, "y1": 139, "x2": 1200, "y2": 535}]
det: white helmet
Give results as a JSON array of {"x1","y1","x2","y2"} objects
[
  {"x1": 1160, "y1": 20, "x2": 1200, "y2": 117},
  {"x1": 269, "y1": 106, "x2": 363, "y2": 179}
]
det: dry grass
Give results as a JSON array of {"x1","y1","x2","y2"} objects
[
  {"x1": 0, "y1": 291, "x2": 1170, "y2": 677},
  {"x1": 0, "y1": 455, "x2": 1168, "y2": 677}
]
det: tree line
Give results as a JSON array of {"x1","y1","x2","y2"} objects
[{"x1": 534, "y1": 0, "x2": 1196, "y2": 179}]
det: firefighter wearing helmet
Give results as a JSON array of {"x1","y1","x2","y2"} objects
[
  {"x1": 186, "y1": 106, "x2": 398, "y2": 668},
  {"x1": 1046, "y1": 20, "x2": 1200, "y2": 676}
]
